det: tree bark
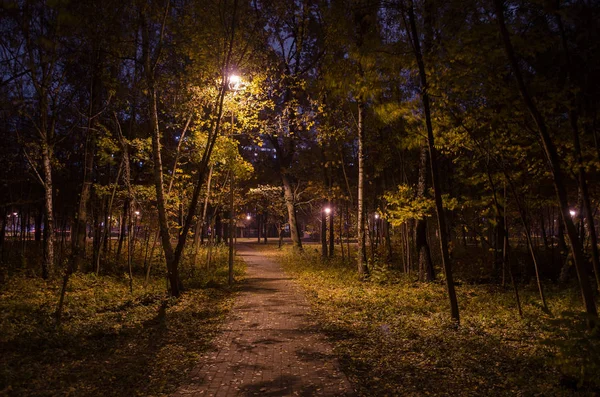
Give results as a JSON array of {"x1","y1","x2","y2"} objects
[
  {"x1": 416, "y1": 144, "x2": 434, "y2": 281},
  {"x1": 329, "y1": 201, "x2": 335, "y2": 257},
  {"x1": 321, "y1": 205, "x2": 327, "y2": 257},
  {"x1": 356, "y1": 100, "x2": 369, "y2": 276},
  {"x1": 115, "y1": 200, "x2": 129, "y2": 265},
  {"x1": 282, "y1": 173, "x2": 302, "y2": 250},
  {"x1": 41, "y1": 141, "x2": 54, "y2": 280}
]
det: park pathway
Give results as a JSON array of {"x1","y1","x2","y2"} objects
[{"x1": 172, "y1": 243, "x2": 355, "y2": 397}]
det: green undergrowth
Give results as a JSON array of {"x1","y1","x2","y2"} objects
[
  {"x1": 272, "y1": 245, "x2": 600, "y2": 396},
  {"x1": 0, "y1": 247, "x2": 245, "y2": 397}
]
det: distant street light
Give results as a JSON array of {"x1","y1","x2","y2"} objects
[
  {"x1": 374, "y1": 213, "x2": 379, "y2": 219},
  {"x1": 324, "y1": 207, "x2": 331, "y2": 215},
  {"x1": 570, "y1": 209, "x2": 576, "y2": 217},
  {"x1": 246, "y1": 215, "x2": 251, "y2": 221}
]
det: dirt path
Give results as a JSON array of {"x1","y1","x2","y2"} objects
[{"x1": 172, "y1": 243, "x2": 355, "y2": 396}]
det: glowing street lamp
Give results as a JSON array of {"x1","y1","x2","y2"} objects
[
  {"x1": 227, "y1": 72, "x2": 244, "y2": 286},
  {"x1": 246, "y1": 214, "x2": 251, "y2": 221},
  {"x1": 229, "y1": 74, "x2": 242, "y2": 91},
  {"x1": 324, "y1": 207, "x2": 331, "y2": 215},
  {"x1": 569, "y1": 209, "x2": 576, "y2": 217}
]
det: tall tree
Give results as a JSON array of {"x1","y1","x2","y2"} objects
[
  {"x1": 403, "y1": 0, "x2": 459, "y2": 322},
  {"x1": 493, "y1": 0, "x2": 597, "y2": 323}
]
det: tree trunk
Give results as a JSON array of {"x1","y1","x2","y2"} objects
[
  {"x1": 494, "y1": 0, "x2": 597, "y2": 322},
  {"x1": 570, "y1": 112, "x2": 600, "y2": 290},
  {"x1": 278, "y1": 223, "x2": 284, "y2": 248},
  {"x1": 416, "y1": 144, "x2": 434, "y2": 281},
  {"x1": 116, "y1": 200, "x2": 129, "y2": 265},
  {"x1": 554, "y1": 9, "x2": 600, "y2": 290},
  {"x1": 329, "y1": 201, "x2": 335, "y2": 257},
  {"x1": 540, "y1": 209, "x2": 550, "y2": 252},
  {"x1": 216, "y1": 213, "x2": 222, "y2": 244},
  {"x1": 41, "y1": 141, "x2": 54, "y2": 280},
  {"x1": 257, "y1": 212, "x2": 262, "y2": 243},
  {"x1": 148, "y1": 79, "x2": 178, "y2": 295},
  {"x1": 263, "y1": 210, "x2": 268, "y2": 243},
  {"x1": 282, "y1": 173, "x2": 302, "y2": 250},
  {"x1": 504, "y1": 224, "x2": 523, "y2": 318},
  {"x1": 385, "y1": 219, "x2": 393, "y2": 264},
  {"x1": 356, "y1": 100, "x2": 368, "y2": 276},
  {"x1": 72, "y1": 133, "x2": 94, "y2": 273},
  {"x1": 35, "y1": 210, "x2": 42, "y2": 242},
  {"x1": 321, "y1": 206, "x2": 327, "y2": 257},
  {"x1": 407, "y1": 0, "x2": 459, "y2": 322},
  {"x1": 228, "y1": 173, "x2": 235, "y2": 286},
  {"x1": 503, "y1": 173, "x2": 548, "y2": 311},
  {"x1": 340, "y1": 204, "x2": 345, "y2": 262}
]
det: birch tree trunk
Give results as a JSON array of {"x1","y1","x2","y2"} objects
[
  {"x1": 356, "y1": 100, "x2": 369, "y2": 276},
  {"x1": 41, "y1": 141, "x2": 54, "y2": 280}
]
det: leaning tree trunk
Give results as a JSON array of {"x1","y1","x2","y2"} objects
[
  {"x1": 141, "y1": 5, "x2": 178, "y2": 295},
  {"x1": 568, "y1": 112, "x2": 600, "y2": 290},
  {"x1": 407, "y1": 0, "x2": 459, "y2": 323},
  {"x1": 494, "y1": 0, "x2": 597, "y2": 323},
  {"x1": 148, "y1": 82, "x2": 178, "y2": 295},
  {"x1": 554, "y1": 10, "x2": 600, "y2": 290},
  {"x1": 501, "y1": 172, "x2": 548, "y2": 312}
]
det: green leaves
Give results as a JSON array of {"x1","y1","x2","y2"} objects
[{"x1": 384, "y1": 185, "x2": 434, "y2": 226}]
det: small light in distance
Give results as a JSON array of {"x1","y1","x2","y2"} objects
[
  {"x1": 324, "y1": 207, "x2": 331, "y2": 215},
  {"x1": 569, "y1": 209, "x2": 576, "y2": 217}
]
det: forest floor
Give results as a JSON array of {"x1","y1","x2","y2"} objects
[
  {"x1": 251, "y1": 242, "x2": 600, "y2": 397},
  {"x1": 2, "y1": 241, "x2": 600, "y2": 396},
  {"x1": 0, "y1": 248, "x2": 244, "y2": 397}
]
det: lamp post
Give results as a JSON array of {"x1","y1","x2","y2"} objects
[
  {"x1": 322, "y1": 206, "x2": 331, "y2": 257},
  {"x1": 328, "y1": 206, "x2": 335, "y2": 257},
  {"x1": 374, "y1": 213, "x2": 379, "y2": 246},
  {"x1": 12, "y1": 212, "x2": 18, "y2": 238},
  {"x1": 228, "y1": 74, "x2": 242, "y2": 286}
]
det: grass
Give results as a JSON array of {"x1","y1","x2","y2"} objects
[
  {"x1": 265, "y1": 244, "x2": 600, "y2": 396},
  {"x1": 0, "y1": 245, "x2": 245, "y2": 397}
]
